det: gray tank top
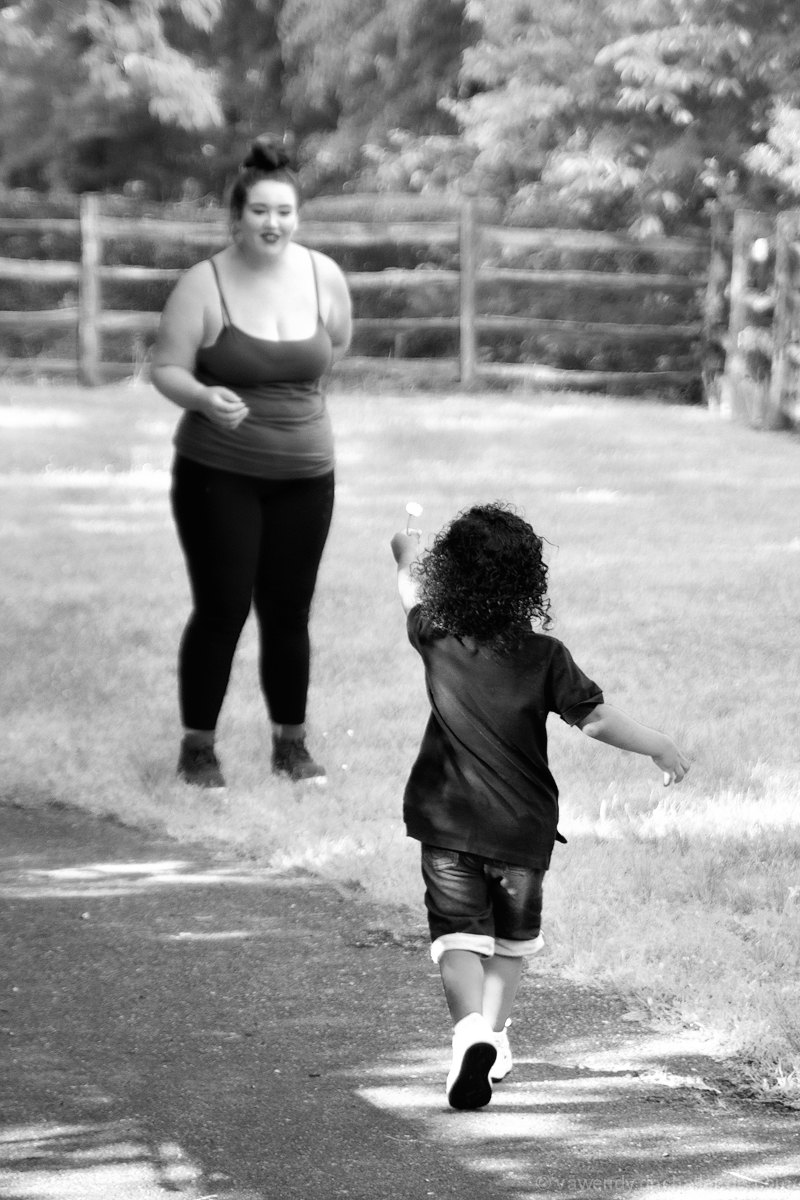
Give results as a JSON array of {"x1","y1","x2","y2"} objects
[{"x1": 173, "y1": 253, "x2": 335, "y2": 479}]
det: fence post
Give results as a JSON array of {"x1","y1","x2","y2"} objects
[
  {"x1": 459, "y1": 197, "x2": 477, "y2": 386},
  {"x1": 78, "y1": 193, "x2": 101, "y2": 386},
  {"x1": 701, "y1": 207, "x2": 731, "y2": 409},
  {"x1": 768, "y1": 209, "x2": 800, "y2": 430},
  {"x1": 721, "y1": 208, "x2": 774, "y2": 425}
]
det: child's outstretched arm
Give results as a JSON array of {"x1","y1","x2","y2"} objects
[
  {"x1": 390, "y1": 531, "x2": 421, "y2": 615},
  {"x1": 576, "y1": 703, "x2": 690, "y2": 785}
]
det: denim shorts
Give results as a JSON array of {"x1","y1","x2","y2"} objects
[{"x1": 421, "y1": 844, "x2": 546, "y2": 963}]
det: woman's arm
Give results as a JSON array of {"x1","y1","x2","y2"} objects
[
  {"x1": 576, "y1": 702, "x2": 690, "y2": 784},
  {"x1": 314, "y1": 252, "x2": 352, "y2": 361},
  {"x1": 151, "y1": 265, "x2": 249, "y2": 429}
]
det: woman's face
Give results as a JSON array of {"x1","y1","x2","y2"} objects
[{"x1": 236, "y1": 179, "x2": 299, "y2": 257}]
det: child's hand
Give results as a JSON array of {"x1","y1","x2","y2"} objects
[
  {"x1": 392, "y1": 530, "x2": 422, "y2": 613},
  {"x1": 390, "y1": 530, "x2": 421, "y2": 564},
  {"x1": 652, "y1": 740, "x2": 690, "y2": 786}
]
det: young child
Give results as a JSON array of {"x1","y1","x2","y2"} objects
[{"x1": 390, "y1": 503, "x2": 689, "y2": 1111}]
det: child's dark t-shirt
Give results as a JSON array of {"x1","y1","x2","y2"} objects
[{"x1": 403, "y1": 607, "x2": 603, "y2": 869}]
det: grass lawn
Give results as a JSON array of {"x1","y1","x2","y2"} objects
[{"x1": 2, "y1": 381, "x2": 800, "y2": 1102}]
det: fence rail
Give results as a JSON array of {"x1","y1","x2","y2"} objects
[{"x1": 0, "y1": 193, "x2": 710, "y2": 391}]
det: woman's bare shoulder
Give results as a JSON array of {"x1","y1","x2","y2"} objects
[
  {"x1": 157, "y1": 258, "x2": 220, "y2": 352},
  {"x1": 308, "y1": 247, "x2": 348, "y2": 288},
  {"x1": 174, "y1": 257, "x2": 218, "y2": 294},
  {"x1": 161, "y1": 258, "x2": 218, "y2": 319}
]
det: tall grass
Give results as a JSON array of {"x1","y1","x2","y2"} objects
[{"x1": 2, "y1": 383, "x2": 800, "y2": 1101}]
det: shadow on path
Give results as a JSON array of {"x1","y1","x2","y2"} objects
[{"x1": 1, "y1": 802, "x2": 798, "y2": 1200}]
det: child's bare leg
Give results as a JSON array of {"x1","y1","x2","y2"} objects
[
  {"x1": 482, "y1": 954, "x2": 523, "y2": 1031},
  {"x1": 439, "y1": 949, "x2": 485, "y2": 1022}
]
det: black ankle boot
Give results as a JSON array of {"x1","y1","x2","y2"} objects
[
  {"x1": 178, "y1": 738, "x2": 226, "y2": 789},
  {"x1": 271, "y1": 736, "x2": 326, "y2": 783}
]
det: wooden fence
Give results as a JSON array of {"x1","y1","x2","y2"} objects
[{"x1": 0, "y1": 193, "x2": 711, "y2": 392}]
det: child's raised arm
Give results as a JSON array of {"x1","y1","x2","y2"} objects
[
  {"x1": 390, "y1": 531, "x2": 421, "y2": 615},
  {"x1": 576, "y1": 702, "x2": 690, "y2": 785}
]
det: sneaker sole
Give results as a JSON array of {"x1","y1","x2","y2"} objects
[
  {"x1": 447, "y1": 1041, "x2": 496, "y2": 1110},
  {"x1": 272, "y1": 770, "x2": 327, "y2": 785}
]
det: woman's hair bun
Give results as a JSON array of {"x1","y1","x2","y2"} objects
[
  {"x1": 228, "y1": 133, "x2": 300, "y2": 216},
  {"x1": 242, "y1": 137, "x2": 292, "y2": 173}
]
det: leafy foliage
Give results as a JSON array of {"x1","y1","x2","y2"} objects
[
  {"x1": 446, "y1": 0, "x2": 800, "y2": 229},
  {"x1": 2, "y1": 0, "x2": 800, "y2": 222},
  {"x1": 0, "y1": 0, "x2": 224, "y2": 192},
  {"x1": 279, "y1": 0, "x2": 470, "y2": 191},
  {"x1": 745, "y1": 104, "x2": 800, "y2": 202}
]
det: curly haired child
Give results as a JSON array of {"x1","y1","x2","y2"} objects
[{"x1": 390, "y1": 503, "x2": 689, "y2": 1111}]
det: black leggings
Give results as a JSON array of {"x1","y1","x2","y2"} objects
[{"x1": 171, "y1": 455, "x2": 334, "y2": 731}]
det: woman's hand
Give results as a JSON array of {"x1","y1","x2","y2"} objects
[{"x1": 199, "y1": 386, "x2": 249, "y2": 430}]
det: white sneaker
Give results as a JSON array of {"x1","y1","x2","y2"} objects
[
  {"x1": 490, "y1": 1021, "x2": 513, "y2": 1082},
  {"x1": 446, "y1": 1013, "x2": 497, "y2": 1110}
]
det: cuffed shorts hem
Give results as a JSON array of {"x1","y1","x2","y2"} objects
[
  {"x1": 430, "y1": 933, "x2": 495, "y2": 963},
  {"x1": 494, "y1": 933, "x2": 545, "y2": 958},
  {"x1": 429, "y1": 932, "x2": 544, "y2": 962}
]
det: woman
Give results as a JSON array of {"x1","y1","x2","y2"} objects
[{"x1": 152, "y1": 138, "x2": 352, "y2": 788}]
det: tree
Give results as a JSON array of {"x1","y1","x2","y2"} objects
[
  {"x1": 0, "y1": 0, "x2": 472, "y2": 198},
  {"x1": 595, "y1": 0, "x2": 800, "y2": 217},
  {"x1": 278, "y1": 0, "x2": 471, "y2": 191},
  {"x1": 449, "y1": 0, "x2": 800, "y2": 229},
  {"x1": 447, "y1": 1, "x2": 627, "y2": 217},
  {"x1": 140, "y1": 0, "x2": 291, "y2": 200},
  {"x1": 0, "y1": 0, "x2": 224, "y2": 193}
]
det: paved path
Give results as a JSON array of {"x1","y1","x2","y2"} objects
[{"x1": 1, "y1": 802, "x2": 798, "y2": 1200}]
